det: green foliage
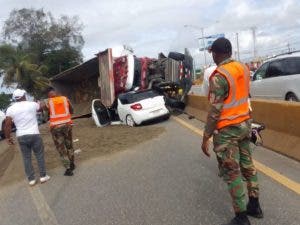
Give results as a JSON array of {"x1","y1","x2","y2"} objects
[
  {"x1": 0, "y1": 92, "x2": 12, "y2": 110},
  {"x1": 0, "y1": 8, "x2": 84, "y2": 97},
  {"x1": 2, "y1": 8, "x2": 84, "y2": 77},
  {"x1": 43, "y1": 46, "x2": 82, "y2": 77},
  {"x1": 0, "y1": 44, "x2": 50, "y2": 98}
]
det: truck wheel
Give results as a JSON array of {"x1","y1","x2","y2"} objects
[{"x1": 168, "y1": 52, "x2": 185, "y2": 61}]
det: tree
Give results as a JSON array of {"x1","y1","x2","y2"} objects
[
  {"x1": 0, "y1": 93, "x2": 12, "y2": 110},
  {"x1": 0, "y1": 44, "x2": 50, "y2": 98},
  {"x1": 43, "y1": 46, "x2": 82, "y2": 76},
  {"x1": 3, "y1": 8, "x2": 84, "y2": 77}
]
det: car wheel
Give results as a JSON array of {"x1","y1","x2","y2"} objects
[
  {"x1": 286, "y1": 93, "x2": 299, "y2": 102},
  {"x1": 126, "y1": 115, "x2": 136, "y2": 127}
]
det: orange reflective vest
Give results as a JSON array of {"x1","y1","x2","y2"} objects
[
  {"x1": 48, "y1": 96, "x2": 72, "y2": 127},
  {"x1": 209, "y1": 61, "x2": 250, "y2": 130}
]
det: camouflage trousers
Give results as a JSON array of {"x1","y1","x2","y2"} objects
[
  {"x1": 213, "y1": 120, "x2": 259, "y2": 213},
  {"x1": 50, "y1": 124, "x2": 74, "y2": 169}
]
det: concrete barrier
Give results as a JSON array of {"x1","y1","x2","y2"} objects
[{"x1": 185, "y1": 95, "x2": 300, "y2": 161}]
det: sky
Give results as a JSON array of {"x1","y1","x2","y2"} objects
[{"x1": 0, "y1": 0, "x2": 300, "y2": 92}]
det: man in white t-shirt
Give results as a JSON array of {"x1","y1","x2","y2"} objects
[{"x1": 5, "y1": 89, "x2": 50, "y2": 186}]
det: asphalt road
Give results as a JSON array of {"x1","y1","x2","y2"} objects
[{"x1": 0, "y1": 116, "x2": 300, "y2": 225}]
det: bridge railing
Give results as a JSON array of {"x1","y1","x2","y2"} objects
[{"x1": 185, "y1": 95, "x2": 300, "y2": 161}]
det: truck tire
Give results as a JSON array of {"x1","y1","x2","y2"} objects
[{"x1": 168, "y1": 52, "x2": 185, "y2": 61}]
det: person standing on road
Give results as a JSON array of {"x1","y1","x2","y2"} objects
[
  {"x1": 44, "y1": 88, "x2": 75, "y2": 176},
  {"x1": 4, "y1": 89, "x2": 50, "y2": 186},
  {"x1": 202, "y1": 65, "x2": 217, "y2": 96},
  {"x1": 201, "y1": 38, "x2": 263, "y2": 225}
]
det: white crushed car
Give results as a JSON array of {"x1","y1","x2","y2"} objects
[{"x1": 92, "y1": 89, "x2": 170, "y2": 127}]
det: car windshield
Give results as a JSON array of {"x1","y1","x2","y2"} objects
[{"x1": 118, "y1": 90, "x2": 160, "y2": 104}]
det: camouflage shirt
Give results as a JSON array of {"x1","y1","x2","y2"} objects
[{"x1": 204, "y1": 58, "x2": 234, "y2": 138}]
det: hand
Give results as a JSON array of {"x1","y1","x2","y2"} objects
[
  {"x1": 201, "y1": 137, "x2": 210, "y2": 157},
  {"x1": 7, "y1": 137, "x2": 14, "y2": 145}
]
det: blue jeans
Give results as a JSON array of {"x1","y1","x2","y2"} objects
[{"x1": 17, "y1": 134, "x2": 47, "y2": 181}]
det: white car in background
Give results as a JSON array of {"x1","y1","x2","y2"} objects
[
  {"x1": 251, "y1": 52, "x2": 300, "y2": 101},
  {"x1": 0, "y1": 110, "x2": 6, "y2": 138},
  {"x1": 0, "y1": 107, "x2": 17, "y2": 139},
  {"x1": 92, "y1": 89, "x2": 170, "y2": 127}
]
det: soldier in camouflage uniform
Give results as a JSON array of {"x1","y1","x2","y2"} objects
[
  {"x1": 201, "y1": 38, "x2": 263, "y2": 225},
  {"x1": 45, "y1": 88, "x2": 76, "y2": 176},
  {"x1": 50, "y1": 123, "x2": 74, "y2": 171}
]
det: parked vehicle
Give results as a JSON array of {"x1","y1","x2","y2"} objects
[
  {"x1": 1, "y1": 102, "x2": 43, "y2": 139},
  {"x1": 0, "y1": 109, "x2": 16, "y2": 139},
  {"x1": 37, "y1": 110, "x2": 49, "y2": 125},
  {"x1": 0, "y1": 110, "x2": 6, "y2": 138},
  {"x1": 250, "y1": 51, "x2": 300, "y2": 101},
  {"x1": 92, "y1": 89, "x2": 170, "y2": 127}
]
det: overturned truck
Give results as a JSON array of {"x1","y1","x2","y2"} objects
[{"x1": 51, "y1": 46, "x2": 193, "y2": 116}]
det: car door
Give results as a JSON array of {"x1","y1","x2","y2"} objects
[
  {"x1": 281, "y1": 57, "x2": 300, "y2": 100},
  {"x1": 263, "y1": 59, "x2": 285, "y2": 99},
  {"x1": 251, "y1": 60, "x2": 285, "y2": 99},
  {"x1": 251, "y1": 62, "x2": 269, "y2": 98},
  {"x1": 91, "y1": 99, "x2": 111, "y2": 127}
]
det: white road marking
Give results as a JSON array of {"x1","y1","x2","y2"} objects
[{"x1": 28, "y1": 186, "x2": 59, "y2": 225}]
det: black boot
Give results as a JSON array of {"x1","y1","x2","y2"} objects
[
  {"x1": 247, "y1": 197, "x2": 263, "y2": 218},
  {"x1": 70, "y1": 162, "x2": 76, "y2": 171},
  {"x1": 223, "y1": 212, "x2": 251, "y2": 225},
  {"x1": 64, "y1": 168, "x2": 74, "y2": 176}
]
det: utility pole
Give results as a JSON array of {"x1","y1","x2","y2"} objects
[
  {"x1": 236, "y1": 32, "x2": 240, "y2": 61},
  {"x1": 201, "y1": 27, "x2": 207, "y2": 67},
  {"x1": 287, "y1": 42, "x2": 291, "y2": 53},
  {"x1": 250, "y1": 27, "x2": 257, "y2": 59},
  {"x1": 184, "y1": 24, "x2": 219, "y2": 68}
]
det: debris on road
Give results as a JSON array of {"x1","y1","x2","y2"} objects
[
  {"x1": 0, "y1": 118, "x2": 165, "y2": 187},
  {"x1": 251, "y1": 123, "x2": 265, "y2": 146},
  {"x1": 74, "y1": 149, "x2": 82, "y2": 154}
]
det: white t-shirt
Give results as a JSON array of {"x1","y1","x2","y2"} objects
[
  {"x1": 6, "y1": 101, "x2": 40, "y2": 137},
  {"x1": 202, "y1": 65, "x2": 217, "y2": 96}
]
